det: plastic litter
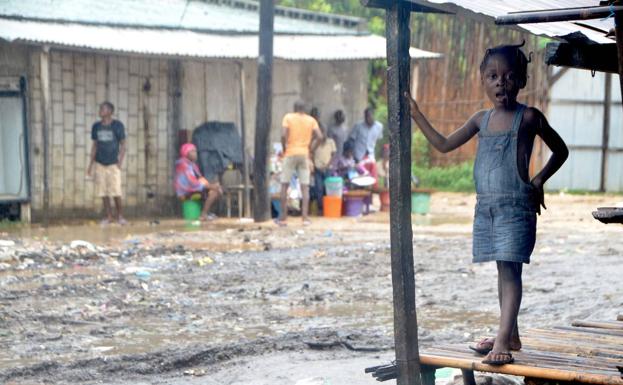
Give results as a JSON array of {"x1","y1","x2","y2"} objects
[
  {"x1": 196, "y1": 256, "x2": 214, "y2": 266},
  {"x1": 70, "y1": 240, "x2": 96, "y2": 252},
  {"x1": 135, "y1": 271, "x2": 151, "y2": 280}
]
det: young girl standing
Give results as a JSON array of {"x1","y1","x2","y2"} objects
[{"x1": 405, "y1": 42, "x2": 569, "y2": 365}]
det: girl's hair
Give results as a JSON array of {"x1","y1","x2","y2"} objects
[{"x1": 479, "y1": 41, "x2": 532, "y2": 84}]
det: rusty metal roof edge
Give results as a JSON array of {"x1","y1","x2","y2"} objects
[
  {"x1": 0, "y1": 15, "x2": 368, "y2": 37},
  {"x1": 402, "y1": 0, "x2": 613, "y2": 44},
  {"x1": 0, "y1": 21, "x2": 442, "y2": 61}
]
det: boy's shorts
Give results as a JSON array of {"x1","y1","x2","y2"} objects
[
  {"x1": 95, "y1": 163, "x2": 123, "y2": 198},
  {"x1": 281, "y1": 155, "x2": 310, "y2": 185}
]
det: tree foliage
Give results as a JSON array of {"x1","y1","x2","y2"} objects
[{"x1": 276, "y1": 0, "x2": 385, "y2": 35}]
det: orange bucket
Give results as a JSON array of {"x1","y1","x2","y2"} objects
[
  {"x1": 380, "y1": 190, "x2": 390, "y2": 212},
  {"x1": 323, "y1": 196, "x2": 342, "y2": 218}
]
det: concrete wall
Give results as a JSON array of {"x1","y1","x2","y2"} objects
[{"x1": 0, "y1": 41, "x2": 370, "y2": 219}]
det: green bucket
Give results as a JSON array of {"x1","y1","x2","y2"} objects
[
  {"x1": 182, "y1": 199, "x2": 202, "y2": 220},
  {"x1": 411, "y1": 191, "x2": 431, "y2": 214}
]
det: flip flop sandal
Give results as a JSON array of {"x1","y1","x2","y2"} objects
[
  {"x1": 482, "y1": 352, "x2": 514, "y2": 365},
  {"x1": 274, "y1": 219, "x2": 287, "y2": 227},
  {"x1": 469, "y1": 338, "x2": 495, "y2": 355}
]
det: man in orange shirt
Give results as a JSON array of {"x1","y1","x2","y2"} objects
[{"x1": 278, "y1": 101, "x2": 322, "y2": 226}]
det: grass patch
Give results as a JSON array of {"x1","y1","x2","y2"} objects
[{"x1": 412, "y1": 161, "x2": 475, "y2": 192}]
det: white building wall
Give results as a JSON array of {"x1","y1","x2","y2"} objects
[{"x1": 546, "y1": 68, "x2": 622, "y2": 192}]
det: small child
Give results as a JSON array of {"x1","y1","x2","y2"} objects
[
  {"x1": 174, "y1": 143, "x2": 222, "y2": 221},
  {"x1": 405, "y1": 42, "x2": 568, "y2": 365}
]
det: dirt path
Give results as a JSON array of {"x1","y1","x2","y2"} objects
[{"x1": 0, "y1": 193, "x2": 621, "y2": 384}]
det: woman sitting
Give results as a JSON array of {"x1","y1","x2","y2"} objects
[{"x1": 174, "y1": 143, "x2": 222, "y2": 221}]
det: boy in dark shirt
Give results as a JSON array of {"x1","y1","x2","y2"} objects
[{"x1": 87, "y1": 101, "x2": 127, "y2": 225}]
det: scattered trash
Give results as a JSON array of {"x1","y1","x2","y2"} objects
[
  {"x1": 135, "y1": 271, "x2": 151, "y2": 280},
  {"x1": 183, "y1": 369, "x2": 207, "y2": 377},
  {"x1": 0, "y1": 240, "x2": 15, "y2": 247},
  {"x1": 323, "y1": 230, "x2": 333, "y2": 237},
  {"x1": 196, "y1": 256, "x2": 214, "y2": 266},
  {"x1": 294, "y1": 378, "x2": 330, "y2": 385},
  {"x1": 70, "y1": 240, "x2": 96, "y2": 252}
]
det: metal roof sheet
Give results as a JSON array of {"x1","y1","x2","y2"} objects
[
  {"x1": 0, "y1": 18, "x2": 441, "y2": 61},
  {"x1": 409, "y1": 0, "x2": 615, "y2": 44},
  {"x1": 0, "y1": 0, "x2": 364, "y2": 35}
]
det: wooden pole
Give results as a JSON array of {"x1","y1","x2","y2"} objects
[
  {"x1": 238, "y1": 62, "x2": 251, "y2": 218},
  {"x1": 39, "y1": 46, "x2": 51, "y2": 226},
  {"x1": 600, "y1": 73, "x2": 611, "y2": 193},
  {"x1": 615, "y1": 9, "x2": 623, "y2": 104},
  {"x1": 386, "y1": 2, "x2": 422, "y2": 385},
  {"x1": 253, "y1": 0, "x2": 274, "y2": 223}
]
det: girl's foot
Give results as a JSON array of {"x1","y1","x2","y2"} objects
[
  {"x1": 118, "y1": 217, "x2": 128, "y2": 226},
  {"x1": 302, "y1": 218, "x2": 312, "y2": 226},
  {"x1": 469, "y1": 337, "x2": 521, "y2": 355},
  {"x1": 482, "y1": 351, "x2": 514, "y2": 365},
  {"x1": 274, "y1": 219, "x2": 287, "y2": 227}
]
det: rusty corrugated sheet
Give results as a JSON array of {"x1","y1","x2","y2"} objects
[
  {"x1": 410, "y1": 0, "x2": 615, "y2": 44},
  {"x1": 0, "y1": 18, "x2": 441, "y2": 61},
  {"x1": 0, "y1": 0, "x2": 364, "y2": 35}
]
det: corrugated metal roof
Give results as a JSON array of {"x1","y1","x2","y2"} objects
[
  {"x1": 409, "y1": 0, "x2": 615, "y2": 44},
  {"x1": 0, "y1": 18, "x2": 441, "y2": 61},
  {"x1": 0, "y1": 0, "x2": 363, "y2": 35}
]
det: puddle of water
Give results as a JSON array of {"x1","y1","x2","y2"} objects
[{"x1": 1, "y1": 219, "x2": 256, "y2": 245}]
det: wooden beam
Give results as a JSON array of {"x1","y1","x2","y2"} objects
[
  {"x1": 252, "y1": 0, "x2": 274, "y2": 223},
  {"x1": 600, "y1": 73, "x2": 612, "y2": 193},
  {"x1": 496, "y1": 5, "x2": 623, "y2": 25},
  {"x1": 237, "y1": 62, "x2": 251, "y2": 218},
  {"x1": 38, "y1": 46, "x2": 51, "y2": 226},
  {"x1": 386, "y1": 2, "x2": 422, "y2": 385},
  {"x1": 545, "y1": 42, "x2": 620, "y2": 73},
  {"x1": 615, "y1": 10, "x2": 623, "y2": 104}
]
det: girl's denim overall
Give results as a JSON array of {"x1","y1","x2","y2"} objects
[{"x1": 472, "y1": 104, "x2": 537, "y2": 264}]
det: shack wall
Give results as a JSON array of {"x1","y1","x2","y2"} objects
[
  {"x1": 0, "y1": 41, "x2": 370, "y2": 219},
  {"x1": 181, "y1": 59, "x2": 368, "y2": 153},
  {"x1": 546, "y1": 69, "x2": 622, "y2": 192}
]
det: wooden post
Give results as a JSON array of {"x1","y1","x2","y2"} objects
[
  {"x1": 600, "y1": 73, "x2": 611, "y2": 193},
  {"x1": 39, "y1": 46, "x2": 51, "y2": 226},
  {"x1": 238, "y1": 62, "x2": 251, "y2": 218},
  {"x1": 253, "y1": 0, "x2": 274, "y2": 222},
  {"x1": 168, "y1": 59, "x2": 182, "y2": 155},
  {"x1": 386, "y1": 2, "x2": 422, "y2": 385},
  {"x1": 615, "y1": 10, "x2": 623, "y2": 104}
]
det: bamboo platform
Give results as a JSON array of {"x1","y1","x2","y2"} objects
[{"x1": 366, "y1": 318, "x2": 623, "y2": 384}]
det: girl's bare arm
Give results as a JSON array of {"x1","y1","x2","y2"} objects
[
  {"x1": 404, "y1": 92, "x2": 481, "y2": 153},
  {"x1": 527, "y1": 108, "x2": 569, "y2": 187}
]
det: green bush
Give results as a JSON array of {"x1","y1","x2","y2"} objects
[{"x1": 412, "y1": 161, "x2": 475, "y2": 192}]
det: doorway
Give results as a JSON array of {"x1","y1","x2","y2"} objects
[{"x1": 0, "y1": 76, "x2": 30, "y2": 212}]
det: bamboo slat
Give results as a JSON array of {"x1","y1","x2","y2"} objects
[
  {"x1": 419, "y1": 352, "x2": 623, "y2": 385},
  {"x1": 573, "y1": 320, "x2": 623, "y2": 330},
  {"x1": 415, "y1": 320, "x2": 623, "y2": 385},
  {"x1": 369, "y1": 318, "x2": 623, "y2": 384}
]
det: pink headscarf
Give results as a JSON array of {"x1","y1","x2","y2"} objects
[{"x1": 180, "y1": 143, "x2": 197, "y2": 159}]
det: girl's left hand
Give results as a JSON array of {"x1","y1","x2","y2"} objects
[{"x1": 531, "y1": 177, "x2": 546, "y2": 214}]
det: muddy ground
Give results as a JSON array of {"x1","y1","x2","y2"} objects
[{"x1": 0, "y1": 192, "x2": 621, "y2": 384}]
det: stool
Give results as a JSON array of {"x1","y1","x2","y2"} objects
[{"x1": 223, "y1": 185, "x2": 252, "y2": 218}]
